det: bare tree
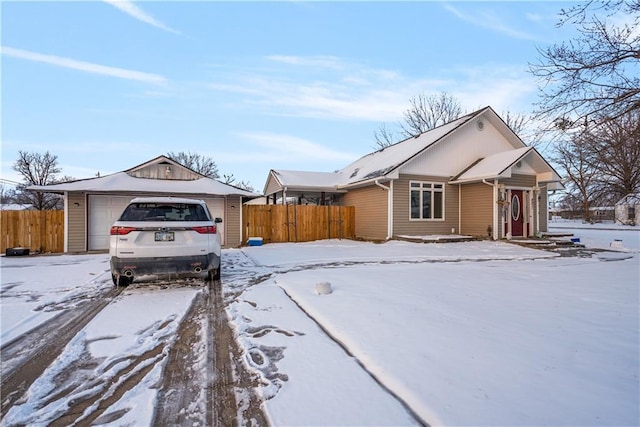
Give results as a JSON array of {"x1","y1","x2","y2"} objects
[
  {"x1": 552, "y1": 133, "x2": 601, "y2": 222},
  {"x1": 401, "y1": 92, "x2": 463, "y2": 137},
  {"x1": 223, "y1": 174, "x2": 255, "y2": 192},
  {"x1": 0, "y1": 183, "x2": 16, "y2": 204},
  {"x1": 12, "y1": 151, "x2": 63, "y2": 210},
  {"x1": 530, "y1": 0, "x2": 640, "y2": 131},
  {"x1": 373, "y1": 122, "x2": 400, "y2": 149},
  {"x1": 587, "y1": 110, "x2": 640, "y2": 201},
  {"x1": 167, "y1": 151, "x2": 219, "y2": 179},
  {"x1": 501, "y1": 110, "x2": 546, "y2": 148},
  {"x1": 373, "y1": 92, "x2": 464, "y2": 149}
]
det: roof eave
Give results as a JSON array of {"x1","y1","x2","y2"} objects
[
  {"x1": 449, "y1": 175, "x2": 501, "y2": 185},
  {"x1": 338, "y1": 175, "x2": 394, "y2": 190},
  {"x1": 279, "y1": 185, "x2": 346, "y2": 193}
]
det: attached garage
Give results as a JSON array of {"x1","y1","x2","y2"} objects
[
  {"x1": 30, "y1": 156, "x2": 257, "y2": 252},
  {"x1": 88, "y1": 195, "x2": 133, "y2": 251},
  {"x1": 86, "y1": 195, "x2": 228, "y2": 251}
]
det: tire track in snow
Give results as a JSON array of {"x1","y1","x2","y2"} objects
[
  {"x1": 0, "y1": 286, "x2": 124, "y2": 419},
  {"x1": 49, "y1": 343, "x2": 165, "y2": 426}
]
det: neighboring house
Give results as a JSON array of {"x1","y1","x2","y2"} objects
[
  {"x1": 28, "y1": 155, "x2": 258, "y2": 252},
  {"x1": 263, "y1": 106, "x2": 563, "y2": 240},
  {"x1": 615, "y1": 192, "x2": 640, "y2": 225}
]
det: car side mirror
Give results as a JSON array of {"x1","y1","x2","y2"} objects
[{"x1": 214, "y1": 217, "x2": 223, "y2": 223}]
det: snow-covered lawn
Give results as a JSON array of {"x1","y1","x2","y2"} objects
[
  {"x1": 1, "y1": 254, "x2": 114, "y2": 345},
  {"x1": 236, "y1": 236, "x2": 639, "y2": 426},
  {"x1": 2, "y1": 222, "x2": 638, "y2": 426}
]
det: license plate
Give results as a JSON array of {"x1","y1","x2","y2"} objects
[{"x1": 155, "y1": 231, "x2": 174, "y2": 241}]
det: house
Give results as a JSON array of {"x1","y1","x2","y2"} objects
[
  {"x1": 263, "y1": 106, "x2": 563, "y2": 241},
  {"x1": 615, "y1": 192, "x2": 640, "y2": 225},
  {"x1": 28, "y1": 155, "x2": 257, "y2": 252}
]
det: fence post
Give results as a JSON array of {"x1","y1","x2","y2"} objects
[
  {"x1": 285, "y1": 203, "x2": 290, "y2": 242},
  {"x1": 293, "y1": 203, "x2": 298, "y2": 242}
]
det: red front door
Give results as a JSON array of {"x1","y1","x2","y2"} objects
[{"x1": 510, "y1": 190, "x2": 524, "y2": 236}]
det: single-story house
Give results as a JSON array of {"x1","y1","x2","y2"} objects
[
  {"x1": 263, "y1": 106, "x2": 563, "y2": 240},
  {"x1": 615, "y1": 192, "x2": 640, "y2": 225},
  {"x1": 28, "y1": 155, "x2": 258, "y2": 252}
]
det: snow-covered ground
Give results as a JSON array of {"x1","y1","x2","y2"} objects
[
  {"x1": 549, "y1": 218, "x2": 640, "y2": 251},
  {"x1": 1, "y1": 221, "x2": 638, "y2": 426}
]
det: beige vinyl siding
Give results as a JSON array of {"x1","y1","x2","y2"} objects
[
  {"x1": 460, "y1": 183, "x2": 493, "y2": 237},
  {"x1": 67, "y1": 192, "x2": 87, "y2": 252},
  {"x1": 538, "y1": 185, "x2": 548, "y2": 232},
  {"x1": 264, "y1": 175, "x2": 283, "y2": 196},
  {"x1": 502, "y1": 173, "x2": 536, "y2": 188},
  {"x1": 129, "y1": 163, "x2": 201, "y2": 180},
  {"x1": 392, "y1": 174, "x2": 459, "y2": 235},
  {"x1": 225, "y1": 196, "x2": 242, "y2": 247},
  {"x1": 342, "y1": 185, "x2": 388, "y2": 240}
]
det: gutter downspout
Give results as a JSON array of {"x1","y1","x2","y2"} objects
[
  {"x1": 482, "y1": 179, "x2": 498, "y2": 240},
  {"x1": 374, "y1": 179, "x2": 392, "y2": 240},
  {"x1": 458, "y1": 184, "x2": 461, "y2": 235},
  {"x1": 64, "y1": 192, "x2": 69, "y2": 253}
]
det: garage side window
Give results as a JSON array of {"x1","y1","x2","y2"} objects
[{"x1": 410, "y1": 181, "x2": 444, "y2": 220}]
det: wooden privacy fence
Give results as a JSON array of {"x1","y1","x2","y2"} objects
[
  {"x1": 243, "y1": 205, "x2": 355, "y2": 244},
  {"x1": 1, "y1": 210, "x2": 64, "y2": 254}
]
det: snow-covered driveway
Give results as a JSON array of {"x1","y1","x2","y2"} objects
[{"x1": 1, "y1": 225, "x2": 638, "y2": 426}]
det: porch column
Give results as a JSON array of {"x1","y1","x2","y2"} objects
[{"x1": 534, "y1": 186, "x2": 540, "y2": 236}]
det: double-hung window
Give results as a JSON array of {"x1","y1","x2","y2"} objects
[{"x1": 410, "y1": 181, "x2": 444, "y2": 220}]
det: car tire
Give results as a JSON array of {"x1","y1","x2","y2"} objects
[
  {"x1": 112, "y1": 274, "x2": 133, "y2": 287},
  {"x1": 208, "y1": 266, "x2": 221, "y2": 281}
]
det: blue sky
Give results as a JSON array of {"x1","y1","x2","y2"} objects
[{"x1": 1, "y1": 1, "x2": 577, "y2": 191}]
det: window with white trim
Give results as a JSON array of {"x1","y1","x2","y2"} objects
[{"x1": 410, "y1": 181, "x2": 444, "y2": 220}]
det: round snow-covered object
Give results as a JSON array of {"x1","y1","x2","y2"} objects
[
  {"x1": 610, "y1": 239, "x2": 624, "y2": 249},
  {"x1": 315, "y1": 282, "x2": 333, "y2": 295}
]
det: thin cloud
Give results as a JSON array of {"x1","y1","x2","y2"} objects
[
  {"x1": 1, "y1": 46, "x2": 167, "y2": 85},
  {"x1": 207, "y1": 56, "x2": 536, "y2": 124},
  {"x1": 103, "y1": 0, "x2": 180, "y2": 34},
  {"x1": 211, "y1": 76, "x2": 412, "y2": 122},
  {"x1": 208, "y1": 57, "x2": 433, "y2": 122},
  {"x1": 443, "y1": 4, "x2": 540, "y2": 41},
  {"x1": 266, "y1": 55, "x2": 344, "y2": 70},
  {"x1": 238, "y1": 132, "x2": 358, "y2": 162}
]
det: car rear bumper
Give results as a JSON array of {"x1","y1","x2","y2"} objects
[{"x1": 110, "y1": 253, "x2": 220, "y2": 278}]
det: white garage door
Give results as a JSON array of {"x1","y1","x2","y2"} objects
[
  {"x1": 88, "y1": 195, "x2": 134, "y2": 251},
  {"x1": 202, "y1": 198, "x2": 225, "y2": 245}
]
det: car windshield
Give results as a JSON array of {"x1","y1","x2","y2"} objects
[{"x1": 119, "y1": 203, "x2": 210, "y2": 222}]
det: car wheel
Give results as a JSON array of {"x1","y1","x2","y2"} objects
[{"x1": 112, "y1": 274, "x2": 132, "y2": 287}]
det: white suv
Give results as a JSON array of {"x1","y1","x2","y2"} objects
[{"x1": 109, "y1": 197, "x2": 222, "y2": 286}]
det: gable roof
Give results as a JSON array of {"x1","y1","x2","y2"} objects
[
  {"x1": 267, "y1": 170, "x2": 346, "y2": 193},
  {"x1": 616, "y1": 192, "x2": 640, "y2": 205},
  {"x1": 126, "y1": 155, "x2": 198, "y2": 175},
  {"x1": 450, "y1": 147, "x2": 532, "y2": 184},
  {"x1": 28, "y1": 155, "x2": 258, "y2": 197},
  {"x1": 337, "y1": 108, "x2": 483, "y2": 187},
  {"x1": 265, "y1": 106, "x2": 563, "y2": 195}
]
